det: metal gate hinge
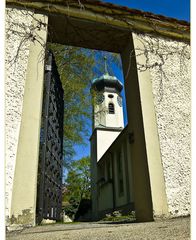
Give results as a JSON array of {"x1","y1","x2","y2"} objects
[{"x1": 45, "y1": 64, "x2": 52, "y2": 71}]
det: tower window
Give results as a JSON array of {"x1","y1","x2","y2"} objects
[
  {"x1": 108, "y1": 103, "x2": 115, "y2": 114},
  {"x1": 108, "y1": 94, "x2": 114, "y2": 98}
]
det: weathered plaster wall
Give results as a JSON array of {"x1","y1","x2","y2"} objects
[
  {"x1": 5, "y1": 7, "x2": 34, "y2": 218},
  {"x1": 134, "y1": 33, "x2": 191, "y2": 217}
]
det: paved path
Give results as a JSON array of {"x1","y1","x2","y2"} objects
[{"x1": 6, "y1": 217, "x2": 190, "y2": 240}]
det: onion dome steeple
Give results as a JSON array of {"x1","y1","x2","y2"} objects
[{"x1": 91, "y1": 56, "x2": 123, "y2": 93}]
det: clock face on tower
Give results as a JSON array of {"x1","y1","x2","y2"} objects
[
  {"x1": 117, "y1": 96, "x2": 122, "y2": 107},
  {"x1": 96, "y1": 94, "x2": 105, "y2": 104}
]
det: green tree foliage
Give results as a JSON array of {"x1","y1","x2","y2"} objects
[
  {"x1": 47, "y1": 43, "x2": 121, "y2": 167},
  {"x1": 66, "y1": 156, "x2": 91, "y2": 201},
  {"x1": 63, "y1": 156, "x2": 91, "y2": 218}
]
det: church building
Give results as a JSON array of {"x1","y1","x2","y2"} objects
[{"x1": 90, "y1": 59, "x2": 134, "y2": 219}]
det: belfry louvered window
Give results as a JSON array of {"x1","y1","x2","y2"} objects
[{"x1": 108, "y1": 103, "x2": 115, "y2": 114}]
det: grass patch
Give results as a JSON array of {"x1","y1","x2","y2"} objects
[{"x1": 101, "y1": 211, "x2": 136, "y2": 223}]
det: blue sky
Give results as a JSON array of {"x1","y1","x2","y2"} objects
[
  {"x1": 67, "y1": 0, "x2": 190, "y2": 163},
  {"x1": 102, "y1": 0, "x2": 190, "y2": 21}
]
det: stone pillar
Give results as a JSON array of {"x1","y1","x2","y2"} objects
[
  {"x1": 10, "y1": 13, "x2": 48, "y2": 227},
  {"x1": 121, "y1": 33, "x2": 168, "y2": 222}
]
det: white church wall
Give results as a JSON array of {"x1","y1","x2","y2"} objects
[
  {"x1": 96, "y1": 130, "x2": 121, "y2": 161},
  {"x1": 98, "y1": 182, "x2": 113, "y2": 211},
  {"x1": 134, "y1": 33, "x2": 191, "y2": 217},
  {"x1": 94, "y1": 131, "x2": 131, "y2": 215},
  {"x1": 113, "y1": 146, "x2": 128, "y2": 208},
  {"x1": 5, "y1": 7, "x2": 34, "y2": 219},
  {"x1": 96, "y1": 127, "x2": 133, "y2": 215}
]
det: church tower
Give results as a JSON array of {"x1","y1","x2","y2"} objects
[
  {"x1": 91, "y1": 57, "x2": 124, "y2": 161},
  {"x1": 90, "y1": 57, "x2": 124, "y2": 219}
]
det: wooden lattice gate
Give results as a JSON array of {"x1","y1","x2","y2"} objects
[{"x1": 36, "y1": 50, "x2": 64, "y2": 223}]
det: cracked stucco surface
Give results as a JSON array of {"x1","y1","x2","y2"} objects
[
  {"x1": 135, "y1": 34, "x2": 191, "y2": 217},
  {"x1": 5, "y1": 8, "x2": 34, "y2": 218}
]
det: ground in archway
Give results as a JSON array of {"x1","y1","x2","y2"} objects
[{"x1": 7, "y1": 217, "x2": 190, "y2": 240}]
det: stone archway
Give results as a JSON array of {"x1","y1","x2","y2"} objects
[{"x1": 6, "y1": 0, "x2": 190, "y2": 228}]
